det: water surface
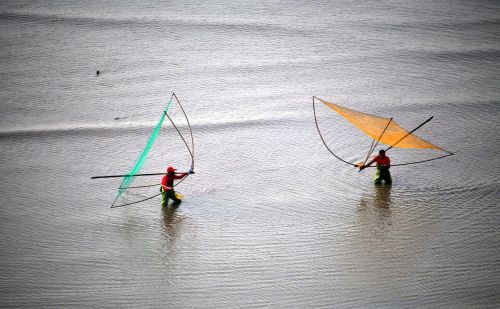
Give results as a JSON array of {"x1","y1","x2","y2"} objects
[{"x1": 0, "y1": 0, "x2": 499, "y2": 307}]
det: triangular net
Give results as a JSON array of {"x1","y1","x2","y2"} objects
[
  {"x1": 319, "y1": 98, "x2": 444, "y2": 150},
  {"x1": 112, "y1": 94, "x2": 194, "y2": 208},
  {"x1": 313, "y1": 97, "x2": 453, "y2": 167}
]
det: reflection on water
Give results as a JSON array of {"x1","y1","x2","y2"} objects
[
  {"x1": 374, "y1": 184, "x2": 392, "y2": 209},
  {"x1": 161, "y1": 205, "x2": 184, "y2": 241},
  {"x1": 357, "y1": 185, "x2": 393, "y2": 240}
]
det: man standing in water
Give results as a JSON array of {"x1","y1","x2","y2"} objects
[
  {"x1": 359, "y1": 149, "x2": 392, "y2": 184},
  {"x1": 161, "y1": 166, "x2": 191, "y2": 206}
]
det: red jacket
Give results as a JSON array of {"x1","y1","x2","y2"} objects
[
  {"x1": 373, "y1": 155, "x2": 390, "y2": 167},
  {"x1": 161, "y1": 172, "x2": 187, "y2": 190}
]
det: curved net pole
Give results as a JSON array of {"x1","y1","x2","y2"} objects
[
  {"x1": 165, "y1": 113, "x2": 194, "y2": 166},
  {"x1": 119, "y1": 183, "x2": 161, "y2": 189},
  {"x1": 391, "y1": 152, "x2": 454, "y2": 167},
  {"x1": 312, "y1": 96, "x2": 454, "y2": 169},
  {"x1": 162, "y1": 94, "x2": 195, "y2": 191},
  {"x1": 111, "y1": 93, "x2": 195, "y2": 209},
  {"x1": 111, "y1": 193, "x2": 163, "y2": 208},
  {"x1": 172, "y1": 93, "x2": 195, "y2": 171},
  {"x1": 164, "y1": 114, "x2": 193, "y2": 191},
  {"x1": 313, "y1": 96, "x2": 357, "y2": 167}
]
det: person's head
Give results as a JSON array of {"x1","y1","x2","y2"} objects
[
  {"x1": 379, "y1": 149, "x2": 386, "y2": 157},
  {"x1": 167, "y1": 166, "x2": 176, "y2": 173}
]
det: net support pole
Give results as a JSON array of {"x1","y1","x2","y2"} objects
[
  {"x1": 362, "y1": 117, "x2": 393, "y2": 166},
  {"x1": 386, "y1": 116, "x2": 434, "y2": 151},
  {"x1": 312, "y1": 96, "x2": 357, "y2": 167},
  {"x1": 91, "y1": 172, "x2": 192, "y2": 179}
]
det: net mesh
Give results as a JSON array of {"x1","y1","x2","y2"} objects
[
  {"x1": 319, "y1": 98, "x2": 444, "y2": 150},
  {"x1": 113, "y1": 97, "x2": 173, "y2": 203}
]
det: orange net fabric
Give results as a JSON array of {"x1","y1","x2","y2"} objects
[{"x1": 318, "y1": 98, "x2": 444, "y2": 150}]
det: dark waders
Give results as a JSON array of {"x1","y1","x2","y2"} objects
[
  {"x1": 374, "y1": 167, "x2": 392, "y2": 185},
  {"x1": 162, "y1": 189, "x2": 181, "y2": 206}
]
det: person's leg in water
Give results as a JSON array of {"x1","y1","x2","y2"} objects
[
  {"x1": 380, "y1": 169, "x2": 392, "y2": 184},
  {"x1": 167, "y1": 189, "x2": 181, "y2": 206},
  {"x1": 162, "y1": 189, "x2": 170, "y2": 207},
  {"x1": 374, "y1": 168, "x2": 383, "y2": 185}
]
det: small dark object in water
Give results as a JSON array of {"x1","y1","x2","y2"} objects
[
  {"x1": 96, "y1": 70, "x2": 100, "y2": 75},
  {"x1": 114, "y1": 117, "x2": 120, "y2": 120}
]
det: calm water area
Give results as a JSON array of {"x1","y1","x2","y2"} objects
[{"x1": 0, "y1": 1, "x2": 499, "y2": 307}]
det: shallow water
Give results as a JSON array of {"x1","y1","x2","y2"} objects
[{"x1": 1, "y1": 0, "x2": 499, "y2": 308}]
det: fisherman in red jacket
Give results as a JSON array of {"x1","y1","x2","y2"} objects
[
  {"x1": 359, "y1": 149, "x2": 392, "y2": 184},
  {"x1": 161, "y1": 166, "x2": 192, "y2": 206}
]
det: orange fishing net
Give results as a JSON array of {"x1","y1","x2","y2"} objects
[{"x1": 318, "y1": 98, "x2": 444, "y2": 150}]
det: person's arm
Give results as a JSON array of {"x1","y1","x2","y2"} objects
[
  {"x1": 174, "y1": 172, "x2": 189, "y2": 179},
  {"x1": 174, "y1": 173, "x2": 187, "y2": 179},
  {"x1": 359, "y1": 158, "x2": 375, "y2": 171}
]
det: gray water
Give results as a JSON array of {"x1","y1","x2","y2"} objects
[{"x1": 1, "y1": 1, "x2": 499, "y2": 308}]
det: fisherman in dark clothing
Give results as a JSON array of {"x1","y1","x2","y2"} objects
[{"x1": 161, "y1": 166, "x2": 192, "y2": 206}]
